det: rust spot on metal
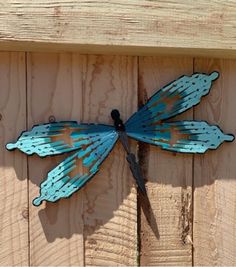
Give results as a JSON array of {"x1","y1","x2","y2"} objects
[
  {"x1": 169, "y1": 127, "x2": 189, "y2": 147},
  {"x1": 50, "y1": 127, "x2": 75, "y2": 147}
]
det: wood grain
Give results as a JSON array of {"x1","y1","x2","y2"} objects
[
  {"x1": 27, "y1": 53, "x2": 85, "y2": 266},
  {"x1": 193, "y1": 59, "x2": 236, "y2": 265},
  {"x1": 0, "y1": 52, "x2": 28, "y2": 266},
  {"x1": 82, "y1": 55, "x2": 138, "y2": 266},
  {"x1": 2, "y1": 52, "x2": 236, "y2": 266},
  {"x1": 138, "y1": 57, "x2": 193, "y2": 266},
  {"x1": 0, "y1": 1, "x2": 236, "y2": 58}
]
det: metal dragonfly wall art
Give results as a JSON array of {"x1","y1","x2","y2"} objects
[{"x1": 6, "y1": 72, "x2": 234, "y2": 206}]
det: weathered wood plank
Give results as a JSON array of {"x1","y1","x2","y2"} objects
[
  {"x1": 139, "y1": 57, "x2": 193, "y2": 266},
  {"x1": 27, "y1": 53, "x2": 85, "y2": 266},
  {"x1": 0, "y1": 52, "x2": 28, "y2": 266},
  {"x1": 194, "y1": 58, "x2": 236, "y2": 265},
  {"x1": 0, "y1": 1, "x2": 236, "y2": 57},
  {"x1": 82, "y1": 55, "x2": 138, "y2": 266}
]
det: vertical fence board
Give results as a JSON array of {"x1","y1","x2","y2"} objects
[
  {"x1": 82, "y1": 55, "x2": 138, "y2": 266},
  {"x1": 27, "y1": 53, "x2": 85, "y2": 266},
  {"x1": 139, "y1": 57, "x2": 193, "y2": 266},
  {"x1": 2, "y1": 52, "x2": 236, "y2": 266},
  {"x1": 0, "y1": 52, "x2": 28, "y2": 266},
  {"x1": 194, "y1": 59, "x2": 236, "y2": 265}
]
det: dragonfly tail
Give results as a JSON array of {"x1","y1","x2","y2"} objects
[{"x1": 126, "y1": 153, "x2": 147, "y2": 196}]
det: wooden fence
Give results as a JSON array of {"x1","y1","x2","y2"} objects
[{"x1": 0, "y1": 52, "x2": 236, "y2": 266}]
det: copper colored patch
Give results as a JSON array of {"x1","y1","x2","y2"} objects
[
  {"x1": 69, "y1": 157, "x2": 90, "y2": 178},
  {"x1": 50, "y1": 127, "x2": 83, "y2": 147},
  {"x1": 163, "y1": 94, "x2": 181, "y2": 112},
  {"x1": 149, "y1": 92, "x2": 181, "y2": 114},
  {"x1": 169, "y1": 127, "x2": 189, "y2": 146},
  {"x1": 150, "y1": 120, "x2": 163, "y2": 127}
]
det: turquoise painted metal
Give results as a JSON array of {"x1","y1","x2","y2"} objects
[
  {"x1": 7, "y1": 123, "x2": 118, "y2": 206},
  {"x1": 6, "y1": 72, "x2": 234, "y2": 206}
]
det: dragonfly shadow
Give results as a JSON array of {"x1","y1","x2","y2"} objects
[
  {"x1": 37, "y1": 180, "x2": 160, "y2": 244},
  {"x1": 6, "y1": 128, "x2": 235, "y2": 244},
  {"x1": 37, "y1": 193, "x2": 84, "y2": 243},
  {"x1": 34, "y1": 144, "x2": 137, "y2": 243}
]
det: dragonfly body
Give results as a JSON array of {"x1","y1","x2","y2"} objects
[
  {"x1": 6, "y1": 72, "x2": 234, "y2": 206},
  {"x1": 111, "y1": 109, "x2": 147, "y2": 195}
]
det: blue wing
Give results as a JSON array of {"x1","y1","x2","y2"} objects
[
  {"x1": 6, "y1": 121, "x2": 116, "y2": 157},
  {"x1": 126, "y1": 72, "x2": 219, "y2": 129},
  {"x1": 32, "y1": 130, "x2": 118, "y2": 206},
  {"x1": 125, "y1": 72, "x2": 234, "y2": 153},
  {"x1": 126, "y1": 121, "x2": 234, "y2": 153}
]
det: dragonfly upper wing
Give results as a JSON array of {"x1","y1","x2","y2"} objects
[
  {"x1": 6, "y1": 121, "x2": 115, "y2": 157},
  {"x1": 126, "y1": 121, "x2": 234, "y2": 153},
  {"x1": 125, "y1": 72, "x2": 219, "y2": 129},
  {"x1": 32, "y1": 129, "x2": 118, "y2": 206}
]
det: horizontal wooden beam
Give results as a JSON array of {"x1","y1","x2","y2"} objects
[{"x1": 1, "y1": 0, "x2": 236, "y2": 57}]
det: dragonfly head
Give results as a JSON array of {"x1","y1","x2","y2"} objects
[{"x1": 111, "y1": 109, "x2": 125, "y2": 131}]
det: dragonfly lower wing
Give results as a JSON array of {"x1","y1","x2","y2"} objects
[
  {"x1": 126, "y1": 121, "x2": 234, "y2": 153},
  {"x1": 33, "y1": 130, "x2": 118, "y2": 206}
]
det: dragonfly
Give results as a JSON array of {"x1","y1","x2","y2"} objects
[{"x1": 6, "y1": 71, "x2": 234, "y2": 206}]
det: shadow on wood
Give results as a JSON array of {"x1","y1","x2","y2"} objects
[{"x1": 138, "y1": 191, "x2": 160, "y2": 240}]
